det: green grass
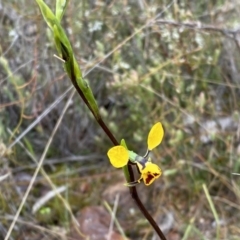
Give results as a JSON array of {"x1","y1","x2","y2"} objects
[{"x1": 1, "y1": 0, "x2": 240, "y2": 239}]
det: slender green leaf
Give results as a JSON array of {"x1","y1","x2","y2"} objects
[
  {"x1": 35, "y1": 0, "x2": 57, "y2": 30},
  {"x1": 35, "y1": 0, "x2": 100, "y2": 119},
  {"x1": 56, "y1": 0, "x2": 69, "y2": 21}
]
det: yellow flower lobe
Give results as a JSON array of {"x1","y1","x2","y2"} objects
[
  {"x1": 107, "y1": 146, "x2": 129, "y2": 168},
  {"x1": 141, "y1": 162, "x2": 162, "y2": 185},
  {"x1": 147, "y1": 122, "x2": 164, "y2": 150}
]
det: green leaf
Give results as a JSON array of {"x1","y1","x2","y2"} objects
[
  {"x1": 120, "y1": 139, "x2": 128, "y2": 149},
  {"x1": 56, "y1": 0, "x2": 69, "y2": 21},
  {"x1": 35, "y1": 0, "x2": 100, "y2": 119},
  {"x1": 35, "y1": 0, "x2": 57, "y2": 30}
]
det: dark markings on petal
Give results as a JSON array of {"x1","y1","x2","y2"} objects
[
  {"x1": 146, "y1": 173, "x2": 154, "y2": 185},
  {"x1": 154, "y1": 173, "x2": 160, "y2": 177}
]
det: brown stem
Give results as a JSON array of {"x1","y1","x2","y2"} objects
[
  {"x1": 62, "y1": 44, "x2": 167, "y2": 240},
  {"x1": 127, "y1": 164, "x2": 167, "y2": 240},
  {"x1": 73, "y1": 84, "x2": 167, "y2": 239},
  {"x1": 97, "y1": 118, "x2": 118, "y2": 145}
]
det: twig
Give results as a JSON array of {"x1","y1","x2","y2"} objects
[{"x1": 154, "y1": 19, "x2": 240, "y2": 39}]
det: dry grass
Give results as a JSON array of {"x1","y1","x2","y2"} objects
[{"x1": 1, "y1": 0, "x2": 240, "y2": 239}]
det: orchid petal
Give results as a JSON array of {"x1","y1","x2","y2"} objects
[
  {"x1": 147, "y1": 122, "x2": 164, "y2": 150},
  {"x1": 107, "y1": 146, "x2": 129, "y2": 168},
  {"x1": 137, "y1": 162, "x2": 162, "y2": 186}
]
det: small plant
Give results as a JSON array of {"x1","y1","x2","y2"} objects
[{"x1": 31, "y1": 0, "x2": 167, "y2": 239}]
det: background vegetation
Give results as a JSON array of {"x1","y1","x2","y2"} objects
[{"x1": 1, "y1": 0, "x2": 240, "y2": 239}]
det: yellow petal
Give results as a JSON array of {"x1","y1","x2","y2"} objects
[
  {"x1": 141, "y1": 162, "x2": 162, "y2": 185},
  {"x1": 107, "y1": 146, "x2": 129, "y2": 168},
  {"x1": 147, "y1": 122, "x2": 164, "y2": 150}
]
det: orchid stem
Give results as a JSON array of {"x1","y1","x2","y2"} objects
[{"x1": 35, "y1": 1, "x2": 167, "y2": 238}]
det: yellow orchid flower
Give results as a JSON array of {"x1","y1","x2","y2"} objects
[
  {"x1": 107, "y1": 122, "x2": 164, "y2": 186},
  {"x1": 136, "y1": 160, "x2": 162, "y2": 186}
]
